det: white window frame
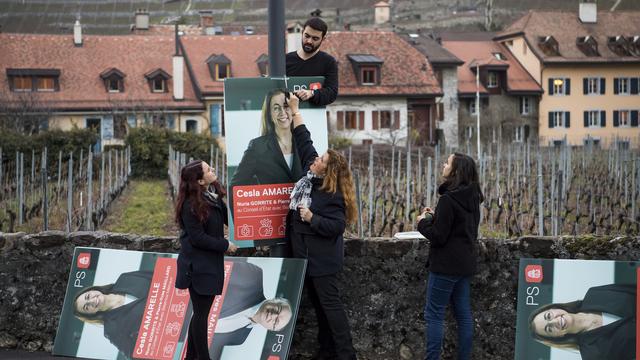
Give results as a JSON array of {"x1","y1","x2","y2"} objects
[
  {"x1": 619, "y1": 110, "x2": 631, "y2": 127},
  {"x1": 469, "y1": 99, "x2": 478, "y2": 115},
  {"x1": 617, "y1": 78, "x2": 630, "y2": 95},
  {"x1": 514, "y1": 125, "x2": 524, "y2": 143},
  {"x1": 152, "y1": 78, "x2": 165, "y2": 93},
  {"x1": 465, "y1": 126, "x2": 474, "y2": 139},
  {"x1": 587, "y1": 110, "x2": 600, "y2": 127},
  {"x1": 487, "y1": 72, "x2": 498, "y2": 88},
  {"x1": 520, "y1": 97, "x2": 530, "y2": 115},
  {"x1": 586, "y1": 77, "x2": 600, "y2": 95},
  {"x1": 552, "y1": 78, "x2": 567, "y2": 95},
  {"x1": 552, "y1": 111, "x2": 564, "y2": 128}
]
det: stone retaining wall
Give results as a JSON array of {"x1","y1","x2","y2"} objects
[{"x1": 1, "y1": 231, "x2": 638, "y2": 359}]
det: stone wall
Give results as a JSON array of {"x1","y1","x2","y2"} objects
[{"x1": 1, "y1": 231, "x2": 639, "y2": 359}]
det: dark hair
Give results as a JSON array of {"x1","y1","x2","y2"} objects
[
  {"x1": 527, "y1": 300, "x2": 583, "y2": 349},
  {"x1": 442, "y1": 152, "x2": 484, "y2": 202},
  {"x1": 261, "y1": 88, "x2": 290, "y2": 136},
  {"x1": 175, "y1": 160, "x2": 226, "y2": 227},
  {"x1": 303, "y1": 17, "x2": 328, "y2": 38},
  {"x1": 72, "y1": 284, "x2": 117, "y2": 322}
]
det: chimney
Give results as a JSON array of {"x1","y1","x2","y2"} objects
[
  {"x1": 73, "y1": 20, "x2": 82, "y2": 46},
  {"x1": 374, "y1": 1, "x2": 390, "y2": 25},
  {"x1": 135, "y1": 9, "x2": 149, "y2": 30},
  {"x1": 286, "y1": 22, "x2": 302, "y2": 53},
  {"x1": 579, "y1": 1, "x2": 597, "y2": 24},
  {"x1": 173, "y1": 24, "x2": 184, "y2": 101}
]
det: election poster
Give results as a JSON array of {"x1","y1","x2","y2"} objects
[
  {"x1": 53, "y1": 247, "x2": 307, "y2": 360},
  {"x1": 224, "y1": 77, "x2": 328, "y2": 248},
  {"x1": 515, "y1": 258, "x2": 638, "y2": 360}
]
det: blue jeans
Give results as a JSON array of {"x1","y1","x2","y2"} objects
[{"x1": 424, "y1": 273, "x2": 473, "y2": 360}]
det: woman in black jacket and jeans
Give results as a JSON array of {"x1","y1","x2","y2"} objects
[
  {"x1": 287, "y1": 93, "x2": 358, "y2": 360},
  {"x1": 174, "y1": 160, "x2": 237, "y2": 360},
  {"x1": 417, "y1": 153, "x2": 483, "y2": 360}
]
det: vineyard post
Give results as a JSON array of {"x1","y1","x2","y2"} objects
[
  {"x1": 57, "y1": 150, "x2": 62, "y2": 192},
  {"x1": 18, "y1": 152, "x2": 24, "y2": 226},
  {"x1": 42, "y1": 147, "x2": 48, "y2": 231},
  {"x1": 87, "y1": 150, "x2": 94, "y2": 231},
  {"x1": 100, "y1": 152, "x2": 105, "y2": 210},
  {"x1": 537, "y1": 151, "x2": 543, "y2": 236},
  {"x1": 427, "y1": 157, "x2": 433, "y2": 208},
  {"x1": 66, "y1": 151, "x2": 73, "y2": 232},
  {"x1": 354, "y1": 170, "x2": 363, "y2": 238},
  {"x1": 405, "y1": 143, "x2": 411, "y2": 221},
  {"x1": 368, "y1": 144, "x2": 374, "y2": 237}
]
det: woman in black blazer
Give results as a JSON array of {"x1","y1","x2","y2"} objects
[
  {"x1": 287, "y1": 94, "x2": 358, "y2": 360},
  {"x1": 175, "y1": 160, "x2": 237, "y2": 360}
]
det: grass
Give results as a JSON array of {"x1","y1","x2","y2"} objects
[{"x1": 101, "y1": 179, "x2": 178, "y2": 237}]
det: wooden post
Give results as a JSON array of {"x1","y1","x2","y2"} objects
[
  {"x1": 67, "y1": 151, "x2": 73, "y2": 232},
  {"x1": 86, "y1": 150, "x2": 93, "y2": 231},
  {"x1": 42, "y1": 147, "x2": 48, "y2": 231},
  {"x1": 368, "y1": 144, "x2": 374, "y2": 237}
]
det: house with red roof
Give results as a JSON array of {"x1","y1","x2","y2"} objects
[
  {"x1": 494, "y1": 2, "x2": 640, "y2": 148},
  {"x1": 441, "y1": 33, "x2": 543, "y2": 148},
  {"x1": 0, "y1": 28, "x2": 204, "y2": 151},
  {"x1": 319, "y1": 31, "x2": 443, "y2": 146}
]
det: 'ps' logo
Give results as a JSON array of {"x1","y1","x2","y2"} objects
[
  {"x1": 525, "y1": 265, "x2": 543, "y2": 283},
  {"x1": 309, "y1": 82, "x2": 322, "y2": 90},
  {"x1": 77, "y1": 253, "x2": 91, "y2": 269}
]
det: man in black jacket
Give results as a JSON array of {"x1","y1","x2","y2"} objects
[{"x1": 286, "y1": 17, "x2": 338, "y2": 106}]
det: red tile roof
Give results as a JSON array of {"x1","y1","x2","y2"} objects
[
  {"x1": 322, "y1": 31, "x2": 442, "y2": 96},
  {"x1": 0, "y1": 33, "x2": 202, "y2": 111},
  {"x1": 442, "y1": 39, "x2": 542, "y2": 95},
  {"x1": 179, "y1": 35, "x2": 268, "y2": 96},
  {"x1": 496, "y1": 10, "x2": 640, "y2": 63}
]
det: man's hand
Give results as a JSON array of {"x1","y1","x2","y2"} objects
[{"x1": 294, "y1": 89, "x2": 314, "y2": 101}]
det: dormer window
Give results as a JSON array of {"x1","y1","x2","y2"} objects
[
  {"x1": 347, "y1": 54, "x2": 383, "y2": 86},
  {"x1": 628, "y1": 36, "x2": 640, "y2": 56},
  {"x1": 7, "y1": 69, "x2": 60, "y2": 92},
  {"x1": 256, "y1": 54, "x2": 269, "y2": 77},
  {"x1": 577, "y1": 36, "x2": 599, "y2": 56},
  {"x1": 206, "y1": 54, "x2": 231, "y2": 81},
  {"x1": 608, "y1": 36, "x2": 631, "y2": 56},
  {"x1": 100, "y1": 68, "x2": 125, "y2": 93},
  {"x1": 538, "y1": 36, "x2": 560, "y2": 56},
  {"x1": 487, "y1": 72, "x2": 499, "y2": 88},
  {"x1": 144, "y1": 69, "x2": 171, "y2": 93}
]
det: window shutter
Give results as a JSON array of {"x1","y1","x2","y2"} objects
[
  {"x1": 613, "y1": 111, "x2": 619, "y2": 127},
  {"x1": 438, "y1": 103, "x2": 444, "y2": 121},
  {"x1": 372, "y1": 111, "x2": 379, "y2": 130},
  {"x1": 524, "y1": 125, "x2": 530, "y2": 140},
  {"x1": 614, "y1": 78, "x2": 619, "y2": 94},
  {"x1": 583, "y1": 78, "x2": 588, "y2": 94},
  {"x1": 600, "y1": 111, "x2": 606, "y2": 127},
  {"x1": 583, "y1": 111, "x2": 589, "y2": 127},
  {"x1": 548, "y1": 78, "x2": 554, "y2": 95},
  {"x1": 631, "y1": 111, "x2": 639, "y2": 127},
  {"x1": 393, "y1": 111, "x2": 400, "y2": 129},
  {"x1": 337, "y1": 111, "x2": 344, "y2": 130},
  {"x1": 565, "y1": 79, "x2": 571, "y2": 95},
  {"x1": 631, "y1": 78, "x2": 639, "y2": 95},
  {"x1": 326, "y1": 111, "x2": 331, "y2": 131},
  {"x1": 565, "y1": 112, "x2": 570, "y2": 128},
  {"x1": 358, "y1": 111, "x2": 365, "y2": 130},
  {"x1": 548, "y1": 112, "x2": 554, "y2": 128},
  {"x1": 519, "y1": 98, "x2": 524, "y2": 114},
  {"x1": 599, "y1": 78, "x2": 605, "y2": 95}
]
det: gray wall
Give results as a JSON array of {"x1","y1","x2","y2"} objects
[{"x1": 1, "y1": 231, "x2": 638, "y2": 359}]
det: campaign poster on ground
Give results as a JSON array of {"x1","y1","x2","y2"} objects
[
  {"x1": 224, "y1": 77, "x2": 328, "y2": 248},
  {"x1": 515, "y1": 258, "x2": 638, "y2": 360},
  {"x1": 53, "y1": 247, "x2": 306, "y2": 360}
]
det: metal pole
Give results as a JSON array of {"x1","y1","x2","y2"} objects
[
  {"x1": 268, "y1": 0, "x2": 285, "y2": 77},
  {"x1": 367, "y1": 144, "x2": 374, "y2": 237},
  {"x1": 537, "y1": 152, "x2": 543, "y2": 236},
  {"x1": 67, "y1": 152, "x2": 73, "y2": 232}
]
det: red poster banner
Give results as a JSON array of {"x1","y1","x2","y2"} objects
[
  {"x1": 133, "y1": 258, "x2": 189, "y2": 359},
  {"x1": 232, "y1": 183, "x2": 293, "y2": 241}
]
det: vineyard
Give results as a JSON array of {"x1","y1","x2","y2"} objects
[
  {"x1": 344, "y1": 140, "x2": 639, "y2": 238},
  {"x1": 0, "y1": 147, "x2": 130, "y2": 233}
]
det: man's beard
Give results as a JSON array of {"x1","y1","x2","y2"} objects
[{"x1": 302, "y1": 42, "x2": 319, "y2": 54}]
